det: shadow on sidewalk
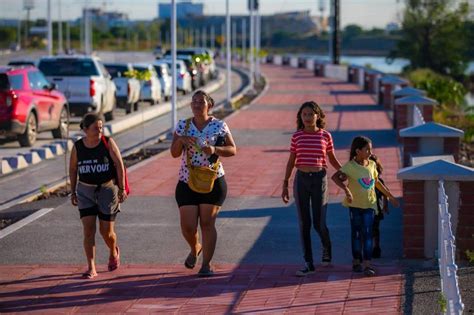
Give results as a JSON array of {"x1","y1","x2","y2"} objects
[
  {"x1": 0, "y1": 263, "x2": 403, "y2": 314},
  {"x1": 332, "y1": 129, "x2": 398, "y2": 149}
]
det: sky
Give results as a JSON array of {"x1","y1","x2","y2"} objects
[{"x1": 0, "y1": 0, "x2": 403, "y2": 28}]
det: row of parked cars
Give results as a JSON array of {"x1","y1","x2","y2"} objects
[{"x1": 0, "y1": 48, "x2": 218, "y2": 147}]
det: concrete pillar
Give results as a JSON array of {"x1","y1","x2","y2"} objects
[
  {"x1": 394, "y1": 95, "x2": 438, "y2": 133},
  {"x1": 399, "y1": 122, "x2": 464, "y2": 167},
  {"x1": 379, "y1": 76, "x2": 409, "y2": 109},
  {"x1": 397, "y1": 159, "x2": 474, "y2": 259}
]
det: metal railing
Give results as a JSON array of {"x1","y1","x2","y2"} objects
[
  {"x1": 413, "y1": 104, "x2": 425, "y2": 127},
  {"x1": 438, "y1": 180, "x2": 464, "y2": 315}
]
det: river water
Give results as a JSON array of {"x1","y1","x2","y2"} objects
[{"x1": 319, "y1": 55, "x2": 474, "y2": 106}]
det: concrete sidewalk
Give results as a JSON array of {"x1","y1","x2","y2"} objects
[{"x1": 0, "y1": 64, "x2": 404, "y2": 314}]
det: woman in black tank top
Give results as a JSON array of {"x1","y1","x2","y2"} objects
[{"x1": 69, "y1": 113, "x2": 127, "y2": 279}]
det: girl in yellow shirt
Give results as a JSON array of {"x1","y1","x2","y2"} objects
[{"x1": 332, "y1": 136, "x2": 399, "y2": 276}]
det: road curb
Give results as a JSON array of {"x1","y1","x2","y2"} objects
[{"x1": 0, "y1": 208, "x2": 55, "y2": 240}]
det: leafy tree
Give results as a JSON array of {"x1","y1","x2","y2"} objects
[
  {"x1": 393, "y1": 0, "x2": 469, "y2": 78},
  {"x1": 342, "y1": 24, "x2": 363, "y2": 44},
  {"x1": 0, "y1": 27, "x2": 16, "y2": 46}
]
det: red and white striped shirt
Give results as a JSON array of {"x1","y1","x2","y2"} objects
[{"x1": 290, "y1": 129, "x2": 334, "y2": 168}]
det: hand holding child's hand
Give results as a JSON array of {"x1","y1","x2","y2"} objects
[
  {"x1": 388, "y1": 196, "x2": 399, "y2": 208},
  {"x1": 338, "y1": 172, "x2": 348, "y2": 182}
]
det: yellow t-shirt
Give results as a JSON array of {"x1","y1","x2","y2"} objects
[{"x1": 340, "y1": 160, "x2": 378, "y2": 210}]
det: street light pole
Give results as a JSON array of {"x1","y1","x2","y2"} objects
[
  {"x1": 225, "y1": 0, "x2": 232, "y2": 109},
  {"x1": 170, "y1": 0, "x2": 177, "y2": 134},
  {"x1": 256, "y1": 5, "x2": 261, "y2": 81},
  {"x1": 249, "y1": 0, "x2": 254, "y2": 89}
]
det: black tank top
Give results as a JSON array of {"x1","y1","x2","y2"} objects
[{"x1": 75, "y1": 137, "x2": 116, "y2": 185}]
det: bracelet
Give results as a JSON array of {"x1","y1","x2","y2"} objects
[{"x1": 118, "y1": 187, "x2": 125, "y2": 191}]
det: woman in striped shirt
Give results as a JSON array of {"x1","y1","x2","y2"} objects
[{"x1": 282, "y1": 101, "x2": 343, "y2": 276}]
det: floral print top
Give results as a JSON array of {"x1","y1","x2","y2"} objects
[{"x1": 175, "y1": 117, "x2": 231, "y2": 183}]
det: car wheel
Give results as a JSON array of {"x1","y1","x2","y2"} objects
[
  {"x1": 18, "y1": 112, "x2": 37, "y2": 147},
  {"x1": 104, "y1": 97, "x2": 115, "y2": 121},
  {"x1": 52, "y1": 105, "x2": 69, "y2": 139},
  {"x1": 104, "y1": 110, "x2": 114, "y2": 121},
  {"x1": 125, "y1": 102, "x2": 133, "y2": 114}
]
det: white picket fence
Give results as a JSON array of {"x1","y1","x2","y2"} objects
[{"x1": 437, "y1": 180, "x2": 464, "y2": 315}]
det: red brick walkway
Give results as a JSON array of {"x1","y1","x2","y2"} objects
[
  {"x1": 129, "y1": 65, "x2": 402, "y2": 199},
  {"x1": 0, "y1": 264, "x2": 402, "y2": 314}
]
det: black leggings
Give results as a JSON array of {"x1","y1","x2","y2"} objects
[{"x1": 293, "y1": 169, "x2": 331, "y2": 264}]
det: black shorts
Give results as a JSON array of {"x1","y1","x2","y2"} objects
[{"x1": 175, "y1": 176, "x2": 227, "y2": 207}]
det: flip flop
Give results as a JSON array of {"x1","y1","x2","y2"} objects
[
  {"x1": 197, "y1": 265, "x2": 214, "y2": 277},
  {"x1": 82, "y1": 271, "x2": 97, "y2": 279},
  {"x1": 184, "y1": 247, "x2": 202, "y2": 269},
  {"x1": 108, "y1": 246, "x2": 120, "y2": 272}
]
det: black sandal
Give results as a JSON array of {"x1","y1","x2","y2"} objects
[
  {"x1": 197, "y1": 265, "x2": 214, "y2": 277},
  {"x1": 364, "y1": 266, "x2": 376, "y2": 277},
  {"x1": 184, "y1": 247, "x2": 202, "y2": 269}
]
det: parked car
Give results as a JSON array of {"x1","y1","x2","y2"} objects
[
  {"x1": 37, "y1": 55, "x2": 116, "y2": 121},
  {"x1": 153, "y1": 45, "x2": 165, "y2": 59},
  {"x1": 7, "y1": 60, "x2": 36, "y2": 67},
  {"x1": 160, "y1": 59, "x2": 192, "y2": 94},
  {"x1": 152, "y1": 61, "x2": 172, "y2": 101},
  {"x1": 104, "y1": 63, "x2": 140, "y2": 114},
  {"x1": 133, "y1": 64, "x2": 162, "y2": 105},
  {"x1": 176, "y1": 56, "x2": 202, "y2": 89},
  {"x1": 165, "y1": 47, "x2": 217, "y2": 80},
  {"x1": 0, "y1": 66, "x2": 69, "y2": 147}
]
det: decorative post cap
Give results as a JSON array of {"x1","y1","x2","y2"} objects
[
  {"x1": 393, "y1": 87, "x2": 427, "y2": 98},
  {"x1": 397, "y1": 159, "x2": 474, "y2": 181},
  {"x1": 380, "y1": 75, "x2": 409, "y2": 85},
  {"x1": 395, "y1": 95, "x2": 438, "y2": 106},
  {"x1": 399, "y1": 122, "x2": 464, "y2": 138}
]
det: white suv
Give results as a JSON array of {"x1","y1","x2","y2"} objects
[{"x1": 38, "y1": 55, "x2": 117, "y2": 121}]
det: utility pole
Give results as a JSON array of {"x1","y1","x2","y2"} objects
[{"x1": 47, "y1": 0, "x2": 52, "y2": 55}]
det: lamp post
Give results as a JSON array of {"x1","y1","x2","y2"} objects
[
  {"x1": 170, "y1": 0, "x2": 177, "y2": 133},
  {"x1": 225, "y1": 0, "x2": 232, "y2": 109}
]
